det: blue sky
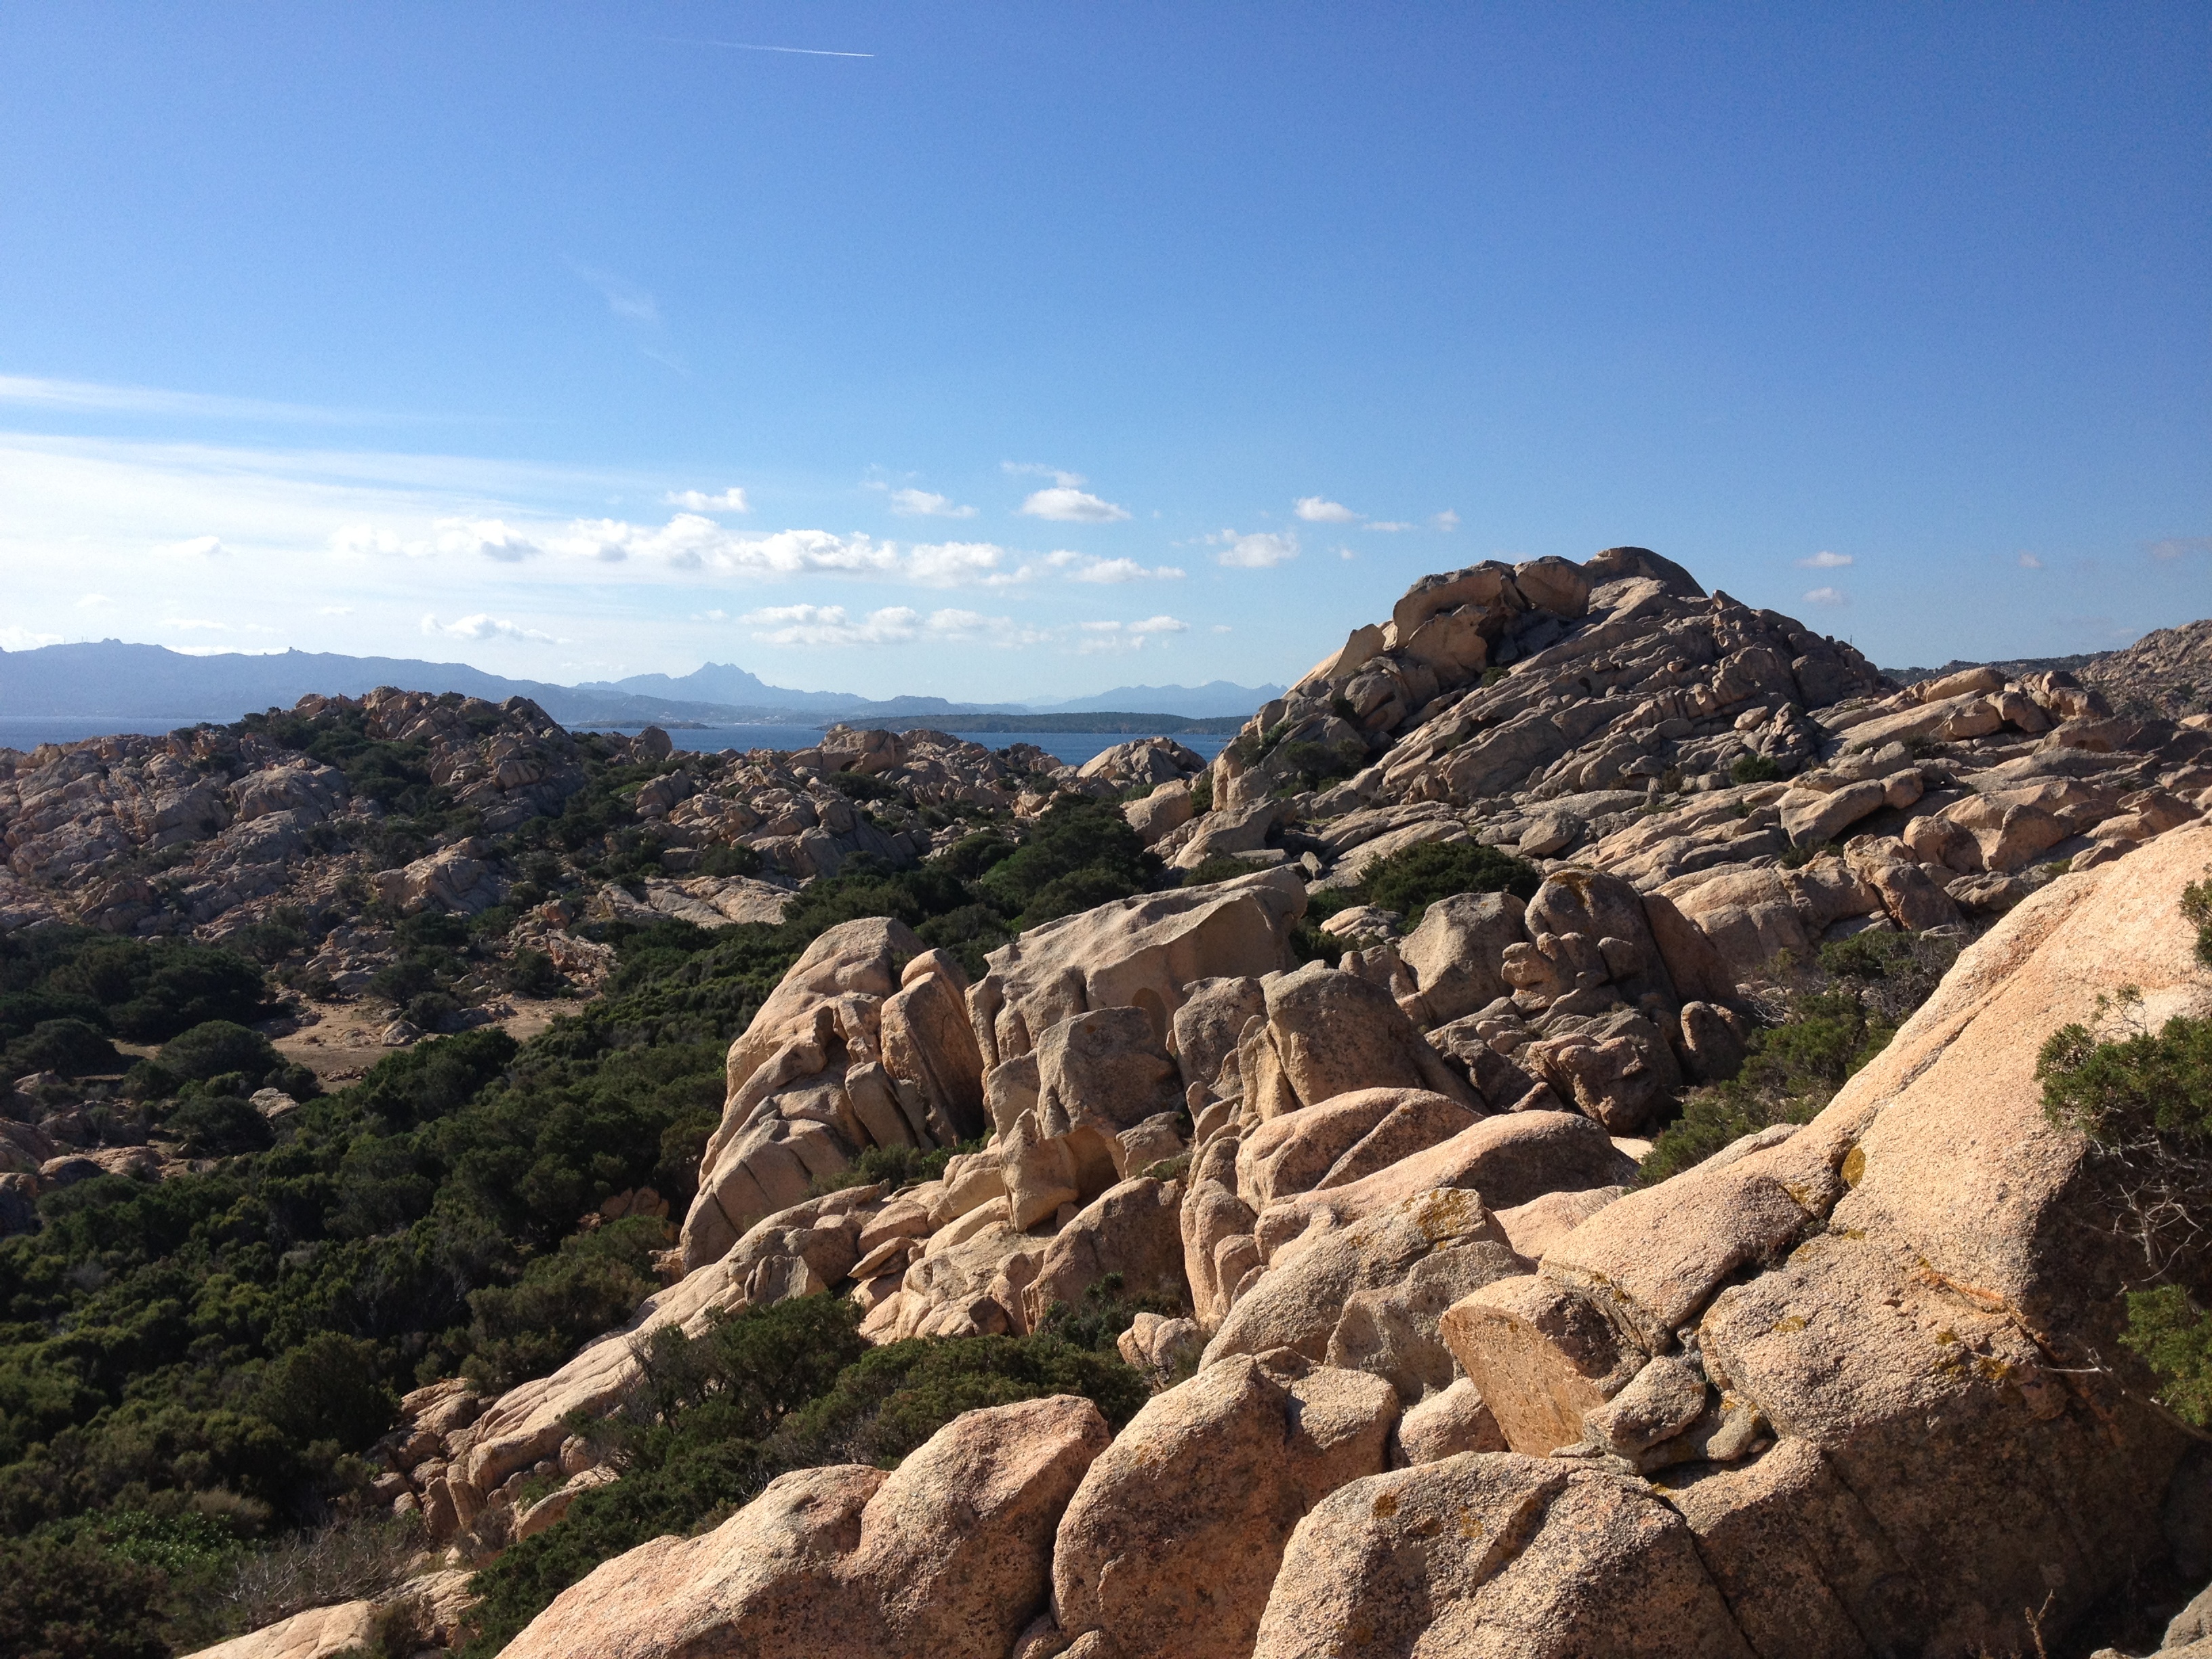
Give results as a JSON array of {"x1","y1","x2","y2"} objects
[{"x1": 1, "y1": 3, "x2": 2205, "y2": 699}]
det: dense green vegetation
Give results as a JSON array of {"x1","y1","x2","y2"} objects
[
  {"x1": 2036, "y1": 885, "x2": 2212, "y2": 1427},
  {"x1": 459, "y1": 1294, "x2": 1149, "y2": 1655},
  {"x1": 1637, "y1": 928, "x2": 1960, "y2": 1186},
  {"x1": 3, "y1": 927, "x2": 275, "y2": 1076},
  {"x1": 0, "y1": 757, "x2": 1179, "y2": 1652}
]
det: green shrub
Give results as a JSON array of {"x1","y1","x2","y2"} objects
[
  {"x1": 2118, "y1": 1284, "x2": 2212, "y2": 1427},
  {"x1": 2183, "y1": 875, "x2": 2212, "y2": 969},
  {"x1": 0, "y1": 1536, "x2": 171, "y2": 1659},
  {"x1": 1181, "y1": 855, "x2": 1260, "y2": 888},
  {"x1": 5, "y1": 1017, "x2": 125, "y2": 1078},
  {"x1": 693, "y1": 844, "x2": 762, "y2": 878},
  {"x1": 506, "y1": 947, "x2": 564, "y2": 997},
  {"x1": 825, "y1": 770, "x2": 903, "y2": 803},
  {"x1": 1357, "y1": 840, "x2": 1541, "y2": 922},
  {"x1": 461, "y1": 1218, "x2": 666, "y2": 1392},
  {"x1": 1729, "y1": 753, "x2": 1781, "y2": 785},
  {"x1": 165, "y1": 1092, "x2": 274, "y2": 1157},
  {"x1": 255, "y1": 1332, "x2": 397, "y2": 1452},
  {"x1": 158, "y1": 1021, "x2": 281, "y2": 1086},
  {"x1": 1639, "y1": 930, "x2": 1959, "y2": 1187},
  {"x1": 1269, "y1": 739, "x2": 1366, "y2": 794}
]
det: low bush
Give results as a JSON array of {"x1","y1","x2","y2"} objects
[
  {"x1": 1345, "y1": 839, "x2": 1541, "y2": 924},
  {"x1": 1639, "y1": 929, "x2": 1960, "y2": 1187},
  {"x1": 4, "y1": 1016, "x2": 125, "y2": 1078},
  {"x1": 157, "y1": 1021, "x2": 281, "y2": 1086}
]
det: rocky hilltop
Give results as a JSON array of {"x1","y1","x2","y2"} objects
[{"x1": 14, "y1": 550, "x2": 2212, "y2": 1659}]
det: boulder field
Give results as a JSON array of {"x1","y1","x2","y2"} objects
[
  {"x1": 446, "y1": 814, "x2": 2212, "y2": 1659},
  {"x1": 206, "y1": 551, "x2": 2212, "y2": 1658}
]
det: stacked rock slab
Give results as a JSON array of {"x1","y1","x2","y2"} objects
[{"x1": 1258, "y1": 820, "x2": 2212, "y2": 1658}]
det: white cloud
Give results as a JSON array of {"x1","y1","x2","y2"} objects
[
  {"x1": 1338, "y1": 546, "x2": 1356, "y2": 560},
  {"x1": 0, "y1": 626, "x2": 62, "y2": 651},
  {"x1": 157, "y1": 533, "x2": 226, "y2": 558},
  {"x1": 438, "y1": 518, "x2": 541, "y2": 562},
  {"x1": 160, "y1": 617, "x2": 230, "y2": 630},
  {"x1": 903, "y1": 541, "x2": 1029, "y2": 588},
  {"x1": 888, "y1": 488, "x2": 977, "y2": 518},
  {"x1": 1002, "y1": 462, "x2": 1086, "y2": 486},
  {"x1": 77, "y1": 593, "x2": 112, "y2": 607},
  {"x1": 1210, "y1": 528, "x2": 1299, "y2": 569},
  {"x1": 423, "y1": 611, "x2": 560, "y2": 644},
  {"x1": 1076, "y1": 615, "x2": 1190, "y2": 653},
  {"x1": 1294, "y1": 496, "x2": 1357, "y2": 523},
  {"x1": 1801, "y1": 586, "x2": 1847, "y2": 607},
  {"x1": 664, "y1": 487, "x2": 750, "y2": 512},
  {"x1": 2018, "y1": 552, "x2": 2045, "y2": 570},
  {"x1": 1797, "y1": 550, "x2": 1853, "y2": 569},
  {"x1": 1044, "y1": 551, "x2": 1184, "y2": 583},
  {"x1": 739, "y1": 604, "x2": 1050, "y2": 649},
  {"x1": 1365, "y1": 520, "x2": 1415, "y2": 532},
  {"x1": 2148, "y1": 537, "x2": 2212, "y2": 562},
  {"x1": 1211, "y1": 624, "x2": 1232, "y2": 634},
  {"x1": 1020, "y1": 485, "x2": 1130, "y2": 524},
  {"x1": 1431, "y1": 510, "x2": 1460, "y2": 532},
  {"x1": 317, "y1": 605, "x2": 355, "y2": 615},
  {"x1": 170, "y1": 644, "x2": 289, "y2": 656}
]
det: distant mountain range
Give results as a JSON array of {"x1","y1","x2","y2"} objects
[{"x1": 0, "y1": 640, "x2": 1282, "y2": 729}]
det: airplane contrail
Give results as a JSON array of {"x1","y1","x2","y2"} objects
[{"x1": 650, "y1": 36, "x2": 874, "y2": 58}]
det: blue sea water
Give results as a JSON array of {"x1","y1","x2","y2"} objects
[{"x1": 0, "y1": 715, "x2": 1229, "y2": 771}]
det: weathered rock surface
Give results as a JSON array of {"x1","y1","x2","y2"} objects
[
  {"x1": 501, "y1": 1395, "x2": 1108, "y2": 1659},
  {"x1": 1251, "y1": 1453, "x2": 1756, "y2": 1659},
  {"x1": 1050, "y1": 1353, "x2": 1397, "y2": 1659}
]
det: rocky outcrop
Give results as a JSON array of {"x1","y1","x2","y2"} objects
[
  {"x1": 1351, "y1": 820, "x2": 2212, "y2": 1656},
  {"x1": 680, "y1": 922, "x2": 985, "y2": 1268},
  {"x1": 321, "y1": 556, "x2": 2212, "y2": 1659},
  {"x1": 499, "y1": 1395, "x2": 1109, "y2": 1659}
]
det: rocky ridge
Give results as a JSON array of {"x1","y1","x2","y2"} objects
[{"x1": 292, "y1": 551, "x2": 2212, "y2": 1659}]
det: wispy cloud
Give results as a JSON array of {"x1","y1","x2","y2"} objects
[
  {"x1": 2148, "y1": 536, "x2": 2212, "y2": 562},
  {"x1": 1045, "y1": 552, "x2": 1183, "y2": 583},
  {"x1": 1365, "y1": 520, "x2": 1416, "y2": 533},
  {"x1": 1019, "y1": 485, "x2": 1130, "y2": 524},
  {"x1": 1002, "y1": 462, "x2": 1086, "y2": 487},
  {"x1": 0, "y1": 627, "x2": 62, "y2": 651},
  {"x1": 665, "y1": 487, "x2": 750, "y2": 512},
  {"x1": 1801, "y1": 586, "x2": 1847, "y2": 607},
  {"x1": 423, "y1": 612, "x2": 560, "y2": 644},
  {"x1": 1209, "y1": 528, "x2": 1298, "y2": 569},
  {"x1": 1076, "y1": 615, "x2": 1189, "y2": 653},
  {"x1": 888, "y1": 487, "x2": 977, "y2": 519},
  {"x1": 76, "y1": 593, "x2": 112, "y2": 608},
  {"x1": 1294, "y1": 496, "x2": 1358, "y2": 524},
  {"x1": 570, "y1": 262, "x2": 660, "y2": 326},
  {"x1": 0, "y1": 373, "x2": 363, "y2": 424},
  {"x1": 737, "y1": 604, "x2": 1048, "y2": 649},
  {"x1": 655, "y1": 37, "x2": 873, "y2": 59},
  {"x1": 2018, "y1": 552, "x2": 2045, "y2": 570},
  {"x1": 1797, "y1": 550, "x2": 1853, "y2": 569},
  {"x1": 1431, "y1": 510, "x2": 1460, "y2": 532}
]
